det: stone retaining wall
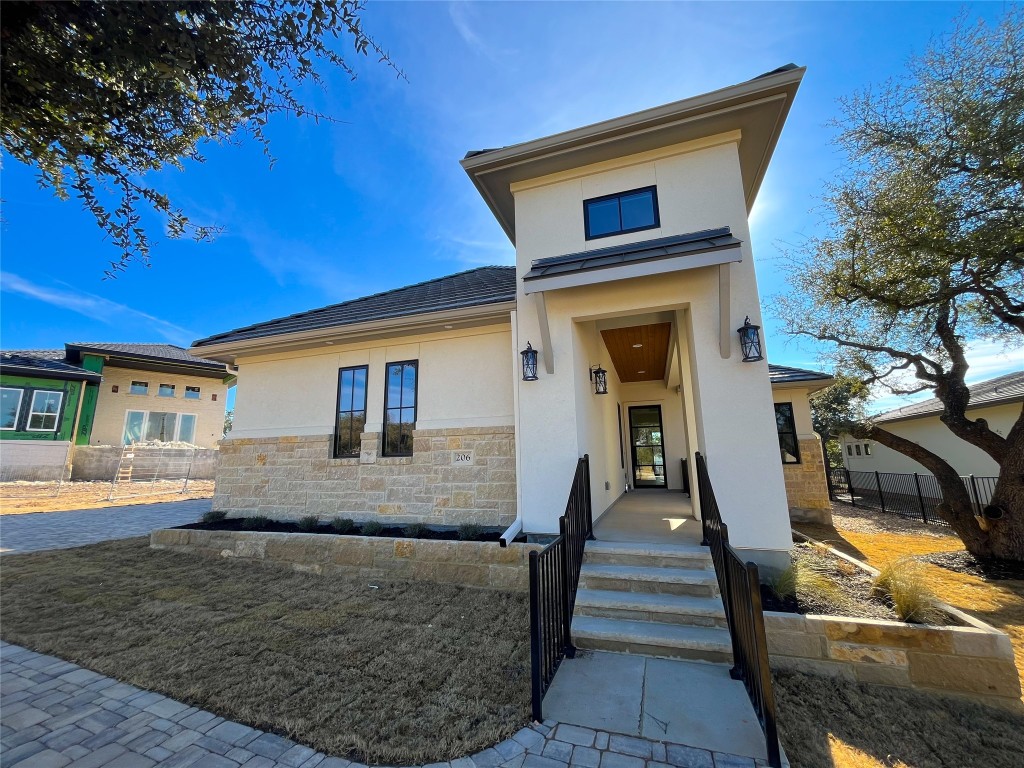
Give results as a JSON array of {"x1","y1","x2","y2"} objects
[
  {"x1": 70, "y1": 445, "x2": 218, "y2": 481},
  {"x1": 765, "y1": 610, "x2": 1021, "y2": 705},
  {"x1": 214, "y1": 428, "x2": 516, "y2": 527},
  {"x1": 783, "y1": 437, "x2": 832, "y2": 525},
  {"x1": 151, "y1": 528, "x2": 538, "y2": 590}
]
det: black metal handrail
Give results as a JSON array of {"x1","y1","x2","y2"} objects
[
  {"x1": 829, "y1": 467, "x2": 998, "y2": 527},
  {"x1": 529, "y1": 454, "x2": 593, "y2": 722},
  {"x1": 695, "y1": 452, "x2": 781, "y2": 768}
]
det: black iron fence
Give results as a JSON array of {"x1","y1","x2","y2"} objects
[
  {"x1": 828, "y1": 468, "x2": 998, "y2": 527},
  {"x1": 695, "y1": 453, "x2": 781, "y2": 768},
  {"x1": 529, "y1": 455, "x2": 593, "y2": 721}
]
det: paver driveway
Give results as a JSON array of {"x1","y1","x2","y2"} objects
[{"x1": 0, "y1": 499, "x2": 211, "y2": 554}]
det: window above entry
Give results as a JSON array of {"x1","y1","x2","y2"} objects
[{"x1": 584, "y1": 186, "x2": 660, "y2": 240}]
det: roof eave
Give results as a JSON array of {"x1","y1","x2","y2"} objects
[
  {"x1": 65, "y1": 344, "x2": 226, "y2": 375},
  {"x1": 0, "y1": 364, "x2": 102, "y2": 383},
  {"x1": 461, "y1": 66, "x2": 805, "y2": 244},
  {"x1": 192, "y1": 300, "x2": 517, "y2": 363},
  {"x1": 772, "y1": 376, "x2": 835, "y2": 394},
  {"x1": 874, "y1": 392, "x2": 1024, "y2": 424}
]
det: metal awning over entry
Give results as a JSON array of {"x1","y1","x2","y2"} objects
[{"x1": 521, "y1": 228, "x2": 742, "y2": 294}]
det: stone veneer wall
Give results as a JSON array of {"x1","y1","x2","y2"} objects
[
  {"x1": 765, "y1": 611, "x2": 1021, "y2": 705},
  {"x1": 151, "y1": 528, "x2": 538, "y2": 590},
  {"x1": 214, "y1": 427, "x2": 516, "y2": 526},
  {"x1": 783, "y1": 436, "x2": 832, "y2": 524}
]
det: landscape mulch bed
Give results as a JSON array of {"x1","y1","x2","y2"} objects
[
  {"x1": 183, "y1": 517, "x2": 522, "y2": 543},
  {"x1": 917, "y1": 550, "x2": 1024, "y2": 582},
  {"x1": 0, "y1": 538, "x2": 530, "y2": 764}
]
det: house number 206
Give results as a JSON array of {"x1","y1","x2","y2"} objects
[{"x1": 454, "y1": 452, "x2": 473, "y2": 464}]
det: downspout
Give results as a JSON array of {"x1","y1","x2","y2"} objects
[{"x1": 501, "y1": 308, "x2": 525, "y2": 548}]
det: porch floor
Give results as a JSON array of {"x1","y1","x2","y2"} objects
[
  {"x1": 542, "y1": 650, "x2": 784, "y2": 764},
  {"x1": 593, "y1": 490, "x2": 702, "y2": 545}
]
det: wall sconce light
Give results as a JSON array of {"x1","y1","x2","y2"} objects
[
  {"x1": 737, "y1": 316, "x2": 763, "y2": 362},
  {"x1": 520, "y1": 342, "x2": 539, "y2": 381},
  {"x1": 589, "y1": 364, "x2": 608, "y2": 395}
]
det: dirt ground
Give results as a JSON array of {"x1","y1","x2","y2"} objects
[
  {"x1": 794, "y1": 502, "x2": 1024, "y2": 702},
  {"x1": 0, "y1": 537, "x2": 530, "y2": 765},
  {"x1": 0, "y1": 480, "x2": 214, "y2": 514}
]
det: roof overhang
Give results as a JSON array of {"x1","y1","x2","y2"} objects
[
  {"x1": 774, "y1": 376, "x2": 835, "y2": 395},
  {"x1": 65, "y1": 344, "x2": 229, "y2": 380},
  {"x1": 874, "y1": 392, "x2": 1024, "y2": 425},
  {"x1": 461, "y1": 66, "x2": 805, "y2": 244},
  {"x1": 192, "y1": 301, "x2": 516, "y2": 364},
  {"x1": 0, "y1": 363, "x2": 102, "y2": 384}
]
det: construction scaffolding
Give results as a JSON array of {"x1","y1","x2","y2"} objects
[{"x1": 107, "y1": 444, "x2": 197, "y2": 501}]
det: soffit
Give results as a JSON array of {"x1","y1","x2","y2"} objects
[{"x1": 601, "y1": 323, "x2": 672, "y2": 383}]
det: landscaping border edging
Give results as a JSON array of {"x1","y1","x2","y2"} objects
[
  {"x1": 150, "y1": 528, "x2": 539, "y2": 590},
  {"x1": 766, "y1": 531, "x2": 1022, "y2": 705}
]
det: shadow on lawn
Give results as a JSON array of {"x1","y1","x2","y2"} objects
[{"x1": 792, "y1": 522, "x2": 871, "y2": 563}]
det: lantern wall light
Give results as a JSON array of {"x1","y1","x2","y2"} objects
[
  {"x1": 737, "y1": 316, "x2": 764, "y2": 362},
  {"x1": 589, "y1": 364, "x2": 609, "y2": 395},
  {"x1": 520, "y1": 342, "x2": 539, "y2": 381}
]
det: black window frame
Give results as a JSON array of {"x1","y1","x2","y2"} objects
[
  {"x1": 774, "y1": 402, "x2": 801, "y2": 464},
  {"x1": 864, "y1": 443, "x2": 872, "y2": 456},
  {"x1": 383, "y1": 360, "x2": 418, "y2": 457},
  {"x1": 333, "y1": 365, "x2": 368, "y2": 458},
  {"x1": 583, "y1": 185, "x2": 660, "y2": 241}
]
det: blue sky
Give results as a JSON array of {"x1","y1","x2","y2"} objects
[{"x1": 2, "y1": 1, "x2": 1020, "y2": 414}]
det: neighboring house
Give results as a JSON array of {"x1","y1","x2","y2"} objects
[
  {"x1": 841, "y1": 370, "x2": 1023, "y2": 478},
  {"x1": 1, "y1": 343, "x2": 235, "y2": 450},
  {"x1": 193, "y1": 66, "x2": 806, "y2": 569},
  {"x1": 769, "y1": 364, "x2": 834, "y2": 523}
]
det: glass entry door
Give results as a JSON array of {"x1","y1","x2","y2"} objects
[{"x1": 629, "y1": 405, "x2": 666, "y2": 488}]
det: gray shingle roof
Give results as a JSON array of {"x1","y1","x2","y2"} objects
[
  {"x1": 522, "y1": 229, "x2": 740, "y2": 282},
  {"x1": 66, "y1": 343, "x2": 225, "y2": 370},
  {"x1": 193, "y1": 266, "x2": 517, "y2": 348},
  {"x1": 768, "y1": 364, "x2": 833, "y2": 384},
  {"x1": 0, "y1": 350, "x2": 103, "y2": 382},
  {"x1": 874, "y1": 370, "x2": 1024, "y2": 423}
]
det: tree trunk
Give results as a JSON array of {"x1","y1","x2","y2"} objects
[{"x1": 852, "y1": 416, "x2": 1024, "y2": 561}]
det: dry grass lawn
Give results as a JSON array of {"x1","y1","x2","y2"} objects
[
  {"x1": 0, "y1": 480, "x2": 214, "y2": 514},
  {"x1": 0, "y1": 538, "x2": 530, "y2": 764}
]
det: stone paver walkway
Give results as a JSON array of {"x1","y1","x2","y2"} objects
[
  {"x1": 0, "y1": 642, "x2": 771, "y2": 768},
  {"x1": 0, "y1": 499, "x2": 211, "y2": 554}
]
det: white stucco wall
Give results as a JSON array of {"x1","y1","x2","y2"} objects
[
  {"x1": 841, "y1": 402, "x2": 1020, "y2": 477},
  {"x1": 511, "y1": 135, "x2": 792, "y2": 561},
  {"x1": 231, "y1": 327, "x2": 514, "y2": 438}
]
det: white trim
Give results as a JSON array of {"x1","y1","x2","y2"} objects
[
  {"x1": 26, "y1": 390, "x2": 64, "y2": 432},
  {"x1": 1, "y1": 387, "x2": 24, "y2": 430},
  {"x1": 522, "y1": 245, "x2": 742, "y2": 295}
]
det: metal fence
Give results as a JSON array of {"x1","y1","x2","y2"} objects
[
  {"x1": 695, "y1": 453, "x2": 781, "y2": 768},
  {"x1": 529, "y1": 455, "x2": 593, "y2": 722},
  {"x1": 106, "y1": 445, "x2": 197, "y2": 501},
  {"x1": 828, "y1": 468, "x2": 998, "y2": 527}
]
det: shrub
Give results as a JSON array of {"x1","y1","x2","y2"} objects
[
  {"x1": 405, "y1": 522, "x2": 426, "y2": 539},
  {"x1": 457, "y1": 522, "x2": 484, "y2": 541},
  {"x1": 201, "y1": 510, "x2": 227, "y2": 525},
  {"x1": 242, "y1": 515, "x2": 272, "y2": 531},
  {"x1": 361, "y1": 520, "x2": 384, "y2": 536},
  {"x1": 331, "y1": 518, "x2": 356, "y2": 535},
  {"x1": 871, "y1": 559, "x2": 942, "y2": 624},
  {"x1": 297, "y1": 515, "x2": 320, "y2": 532},
  {"x1": 769, "y1": 558, "x2": 847, "y2": 610}
]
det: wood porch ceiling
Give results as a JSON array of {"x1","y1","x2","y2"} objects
[{"x1": 600, "y1": 323, "x2": 672, "y2": 383}]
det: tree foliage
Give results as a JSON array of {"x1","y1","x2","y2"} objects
[
  {"x1": 809, "y1": 376, "x2": 870, "y2": 467},
  {"x1": 776, "y1": 10, "x2": 1024, "y2": 559},
  {"x1": 1, "y1": 0, "x2": 400, "y2": 276}
]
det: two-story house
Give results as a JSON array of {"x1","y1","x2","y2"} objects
[{"x1": 192, "y1": 66, "x2": 806, "y2": 571}]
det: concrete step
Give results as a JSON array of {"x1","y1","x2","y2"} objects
[
  {"x1": 574, "y1": 588, "x2": 727, "y2": 628},
  {"x1": 572, "y1": 615, "x2": 733, "y2": 663},
  {"x1": 578, "y1": 563, "x2": 719, "y2": 598},
  {"x1": 585, "y1": 540, "x2": 713, "y2": 569}
]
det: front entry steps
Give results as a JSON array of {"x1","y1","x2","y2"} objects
[{"x1": 572, "y1": 540, "x2": 733, "y2": 663}]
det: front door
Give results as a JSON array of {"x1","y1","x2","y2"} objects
[{"x1": 629, "y1": 405, "x2": 666, "y2": 488}]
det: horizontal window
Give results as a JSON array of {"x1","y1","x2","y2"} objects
[
  {"x1": 184, "y1": 386, "x2": 201, "y2": 400},
  {"x1": 123, "y1": 410, "x2": 198, "y2": 444},
  {"x1": 130, "y1": 381, "x2": 148, "y2": 395},
  {"x1": 158, "y1": 384, "x2": 175, "y2": 397},
  {"x1": 27, "y1": 390, "x2": 63, "y2": 432},
  {"x1": 1, "y1": 387, "x2": 24, "y2": 430},
  {"x1": 584, "y1": 186, "x2": 659, "y2": 240}
]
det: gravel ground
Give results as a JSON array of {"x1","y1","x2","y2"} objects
[{"x1": 827, "y1": 501, "x2": 960, "y2": 539}]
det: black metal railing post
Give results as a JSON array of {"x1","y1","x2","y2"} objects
[
  {"x1": 912, "y1": 473, "x2": 928, "y2": 523},
  {"x1": 874, "y1": 471, "x2": 886, "y2": 514},
  {"x1": 845, "y1": 467, "x2": 855, "y2": 507},
  {"x1": 968, "y1": 475, "x2": 982, "y2": 517},
  {"x1": 583, "y1": 454, "x2": 595, "y2": 540},
  {"x1": 528, "y1": 550, "x2": 543, "y2": 722},
  {"x1": 559, "y1": 515, "x2": 576, "y2": 659},
  {"x1": 747, "y1": 561, "x2": 781, "y2": 768}
]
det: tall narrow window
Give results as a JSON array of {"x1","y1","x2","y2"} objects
[
  {"x1": 124, "y1": 411, "x2": 145, "y2": 444},
  {"x1": 334, "y1": 366, "x2": 368, "y2": 457},
  {"x1": 1, "y1": 388, "x2": 23, "y2": 430},
  {"x1": 145, "y1": 412, "x2": 177, "y2": 442},
  {"x1": 27, "y1": 390, "x2": 63, "y2": 431},
  {"x1": 384, "y1": 360, "x2": 417, "y2": 456},
  {"x1": 774, "y1": 402, "x2": 800, "y2": 464}
]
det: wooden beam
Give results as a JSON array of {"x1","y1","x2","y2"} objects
[
  {"x1": 535, "y1": 292, "x2": 554, "y2": 374},
  {"x1": 719, "y1": 263, "x2": 731, "y2": 359}
]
